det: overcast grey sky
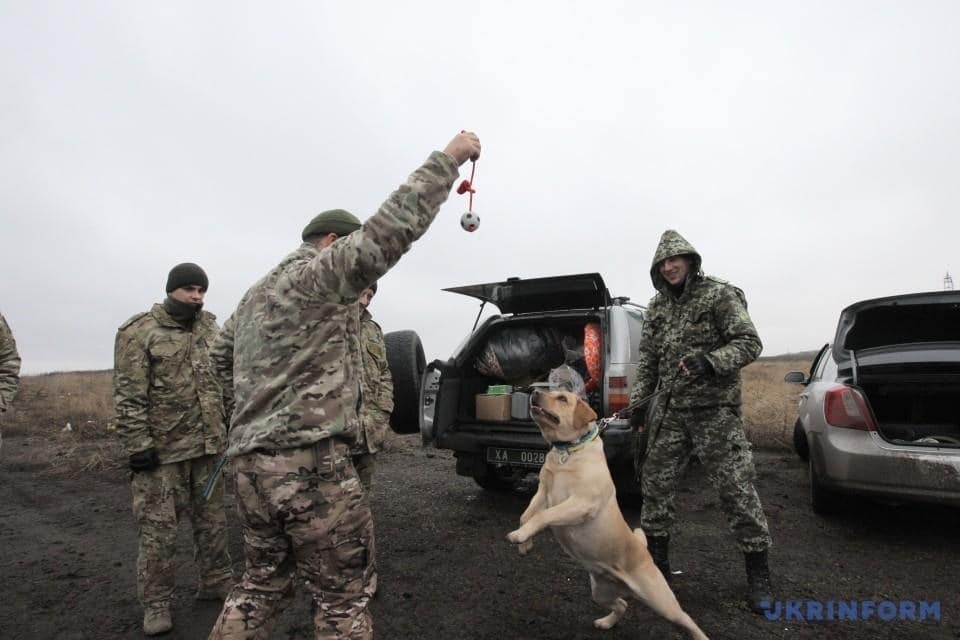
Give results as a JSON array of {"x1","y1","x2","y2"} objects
[{"x1": 2, "y1": 1, "x2": 958, "y2": 373}]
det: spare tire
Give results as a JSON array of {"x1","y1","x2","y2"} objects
[{"x1": 384, "y1": 330, "x2": 426, "y2": 434}]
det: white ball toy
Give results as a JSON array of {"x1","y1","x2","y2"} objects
[{"x1": 460, "y1": 211, "x2": 480, "y2": 232}]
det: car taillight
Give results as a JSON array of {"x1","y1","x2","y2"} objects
[
  {"x1": 608, "y1": 376, "x2": 629, "y2": 414},
  {"x1": 823, "y1": 385, "x2": 877, "y2": 431}
]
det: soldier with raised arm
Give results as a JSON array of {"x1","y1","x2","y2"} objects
[{"x1": 208, "y1": 131, "x2": 481, "y2": 639}]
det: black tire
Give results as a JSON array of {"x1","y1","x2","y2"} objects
[
  {"x1": 472, "y1": 463, "x2": 523, "y2": 492},
  {"x1": 809, "y1": 454, "x2": 842, "y2": 515},
  {"x1": 384, "y1": 330, "x2": 426, "y2": 434},
  {"x1": 793, "y1": 420, "x2": 810, "y2": 461}
]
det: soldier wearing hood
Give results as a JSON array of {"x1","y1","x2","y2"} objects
[
  {"x1": 630, "y1": 229, "x2": 773, "y2": 613},
  {"x1": 113, "y1": 263, "x2": 234, "y2": 635}
]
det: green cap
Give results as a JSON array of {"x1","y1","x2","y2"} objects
[{"x1": 301, "y1": 209, "x2": 362, "y2": 241}]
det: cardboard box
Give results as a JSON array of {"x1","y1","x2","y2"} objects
[
  {"x1": 511, "y1": 391, "x2": 531, "y2": 420},
  {"x1": 476, "y1": 393, "x2": 512, "y2": 421}
]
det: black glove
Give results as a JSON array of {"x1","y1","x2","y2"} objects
[
  {"x1": 129, "y1": 448, "x2": 160, "y2": 472},
  {"x1": 681, "y1": 354, "x2": 713, "y2": 378},
  {"x1": 628, "y1": 408, "x2": 645, "y2": 428}
]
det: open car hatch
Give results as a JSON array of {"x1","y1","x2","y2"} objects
[{"x1": 443, "y1": 273, "x2": 610, "y2": 315}]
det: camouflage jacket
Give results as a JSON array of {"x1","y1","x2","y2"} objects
[
  {"x1": 0, "y1": 312, "x2": 21, "y2": 412},
  {"x1": 211, "y1": 150, "x2": 459, "y2": 458},
  {"x1": 358, "y1": 308, "x2": 394, "y2": 454},
  {"x1": 113, "y1": 303, "x2": 227, "y2": 463},
  {"x1": 630, "y1": 230, "x2": 762, "y2": 410}
]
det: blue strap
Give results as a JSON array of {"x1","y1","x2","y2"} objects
[{"x1": 202, "y1": 456, "x2": 229, "y2": 501}]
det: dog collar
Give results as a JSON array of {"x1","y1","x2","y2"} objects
[{"x1": 551, "y1": 425, "x2": 600, "y2": 457}]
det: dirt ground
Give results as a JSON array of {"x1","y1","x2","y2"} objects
[{"x1": 2, "y1": 428, "x2": 958, "y2": 640}]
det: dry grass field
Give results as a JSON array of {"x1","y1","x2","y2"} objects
[
  {"x1": 2, "y1": 358, "x2": 812, "y2": 473},
  {"x1": 2, "y1": 369, "x2": 124, "y2": 474},
  {"x1": 740, "y1": 357, "x2": 810, "y2": 449}
]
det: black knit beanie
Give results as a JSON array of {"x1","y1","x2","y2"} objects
[
  {"x1": 301, "y1": 209, "x2": 362, "y2": 241},
  {"x1": 166, "y1": 263, "x2": 209, "y2": 293}
]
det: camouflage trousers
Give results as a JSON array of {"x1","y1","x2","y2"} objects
[
  {"x1": 640, "y1": 406, "x2": 772, "y2": 553},
  {"x1": 208, "y1": 439, "x2": 375, "y2": 640},
  {"x1": 351, "y1": 451, "x2": 378, "y2": 596},
  {"x1": 131, "y1": 454, "x2": 234, "y2": 608}
]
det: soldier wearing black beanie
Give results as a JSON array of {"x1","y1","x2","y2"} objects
[{"x1": 166, "y1": 263, "x2": 209, "y2": 293}]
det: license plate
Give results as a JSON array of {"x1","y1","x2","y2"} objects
[{"x1": 487, "y1": 447, "x2": 546, "y2": 467}]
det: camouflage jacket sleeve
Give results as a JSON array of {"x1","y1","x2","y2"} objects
[
  {"x1": 0, "y1": 314, "x2": 21, "y2": 412},
  {"x1": 209, "y1": 313, "x2": 236, "y2": 425},
  {"x1": 629, "y1": 297, "x2": 661, "y2": 405},
  {"x1": 294, "y1": 151, "x2": 459, "y2": 300},
  {"x1": 112, "y1": 326, "x2": 154, "y2": 454},
  {"x1": 703, "y1": 286, "x2": 763, "y2": 375}
]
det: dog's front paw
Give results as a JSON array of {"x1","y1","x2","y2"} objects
[
  {"x1": 507, "y1": 529, "x2": 533, "y2": 555},
  {"x1": 506, "y1": 528, "x2": 528, "y2": 545}
]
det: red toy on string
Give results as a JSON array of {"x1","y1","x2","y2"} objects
[{"x1": 458, "y1": 131, "x2": 480, "y2": 232}]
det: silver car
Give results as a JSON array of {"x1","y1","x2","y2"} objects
[{"x1": 785, "y1": 291, "x2": 960, "y2": 514}]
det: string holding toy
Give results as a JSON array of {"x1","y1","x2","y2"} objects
[{"x1": 457, "y1": 138, "x2": 480, "y2": 232}]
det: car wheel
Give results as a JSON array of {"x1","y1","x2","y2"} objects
[
  {"x1": 809, "y1": 454, "x2": 841, "y2": 515},
  {"x1": 384, "y1": 330, "x2": 426, "y2": 435},
  {"x1": 793, "y1": 420, "x2": 810, "y2": 461},
  {"x1": 472, "y1": 464, "x2": 520, "y2": 492}
]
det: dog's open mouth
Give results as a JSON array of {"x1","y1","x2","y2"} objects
[{"x1": 529, "y1": 405, "x2": 560, "y2": 425}]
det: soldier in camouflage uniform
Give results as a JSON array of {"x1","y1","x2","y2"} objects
[
  {"x1": 355, "y1": 283, "x2": 394, "y2": 599},
  {"x1": 207, "y1": 131, "x2": 481, "y2": 640},
  {"x1": 0, "y1": 311, "x2": 22, "y2": 455},
  {"x1": 355, "y1": 281, "x2": 395, "y2": 494},
  {"x1": 629, "y1": 229, "x2": 773, "y2": 612},
  {"x1": 113, "y1": 263, "x2": 234, "y2": 636}
]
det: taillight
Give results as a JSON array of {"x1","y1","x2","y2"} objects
[
  {"x1": 823, "y1": 385, "x2": 877, "y2": 431},
  {"x1": 608, "y1": 376, "x2": 629, "y2": 414}
]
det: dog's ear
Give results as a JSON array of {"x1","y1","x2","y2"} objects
[{"x1": 573, "y1": 397, "x2": 598, "y2": 428}]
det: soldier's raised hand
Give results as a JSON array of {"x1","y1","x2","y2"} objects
[{"x1": 443, "y1": 130, "x2": 481, "y2": 165}]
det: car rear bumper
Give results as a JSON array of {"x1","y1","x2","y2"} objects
[
  {"x1": 436, "y1": 422, "x2": 637, "y2": 464},
  {"x1": 815, "y1": 429, "x2": 960, "y2": 506}
]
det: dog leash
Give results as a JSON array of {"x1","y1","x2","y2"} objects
[{"x1": 596, "y1": 378, "x2": 678, "y2": 434}]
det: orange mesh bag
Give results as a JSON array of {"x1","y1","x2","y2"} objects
[{"x1": 583, "y1": 322, "x2": 601, "y2": 392}]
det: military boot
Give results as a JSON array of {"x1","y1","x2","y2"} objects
[
  {"x1": 143, "y1": 603, "x2": 172, "y2": 636},
  {"x1": 646, "y1": 534, "x2": 671, "y2": 578},
  {"x1": 744, "y1": 549, "x2": 773, "y2": 614}
]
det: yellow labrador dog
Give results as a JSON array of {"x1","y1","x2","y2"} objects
[{"x1": 507, "y1": 390, "x2": 708, "y2": 639}]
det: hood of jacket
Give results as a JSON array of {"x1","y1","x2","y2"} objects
[{"x1": 649, "y1": 229, "x2": 703, "y2": 296}]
